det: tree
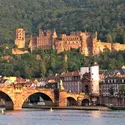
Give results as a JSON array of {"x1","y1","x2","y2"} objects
[
  {"x1": 119, "y1": 85, "x2": 125, "y2": 93},
  {"x1": 40, "y1": 61, "x2": 46, "y2": 77},
  {"x1": 14, "y1": 71, "x2": 21, "y2": 77},
  {"x1": 107, "y1": 34, "x2": 113, "y2": 43}
]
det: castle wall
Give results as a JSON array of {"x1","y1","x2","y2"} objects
[
  {"x1": 96, "y1": 41, "x2": 112, "y2": 52},
  {"x1": 112, "y1": 43, "x2": 125, "y2": 51},
  {"x1": 36, "y1": 30, "x2": 53, "y2": 49},
  {"x1": 12, "y1": 48, "x2": 28, "y2": 55},
  {"x1": 14, "y1": 28, "x2": 125, "y2": 56}
]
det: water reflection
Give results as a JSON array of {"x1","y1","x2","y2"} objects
[
  {"x1": 91, "y1": 111, "x2": 101, "y2": 118},
  {"x1": 0, "y1": 109, "x2": 125, "y2": 125}
]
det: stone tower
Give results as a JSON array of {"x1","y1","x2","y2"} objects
[
  {"x1": 90, "y1": 62, "x2": 100, "y2": 105},
  {"x1": 80, "y1": 32, "x2": 90, "y2": 56},
  {"x1": 15, "y1": 28, "x2": 25, "y2": 48},
  {"x1": 91, "y1": 32, "x2": 98, "y2": 55},
  {"x1": 52, "y1": 29, "x2": 57, "y2": 49}
]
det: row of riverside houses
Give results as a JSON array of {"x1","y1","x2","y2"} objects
[
  {"x1": 42, "y1": 64, "x2": 125, "y2": 106},
  {"x1": 12, "y1": 28, "x2": 125, "y2": 56}
]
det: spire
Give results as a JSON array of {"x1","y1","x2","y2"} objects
[{"x1": 52, "y1": 28, "x2": 57, "y2": 39}]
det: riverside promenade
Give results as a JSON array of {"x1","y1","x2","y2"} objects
[{"x1": 23, "y1": 105, "x2": 111, "y2": 111}]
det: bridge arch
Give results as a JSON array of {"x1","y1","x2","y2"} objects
[
  {"x1": 67, "y1": 97, "x2": 77, "y2": 106},
  {"x1": 0, "y1": 91, "x2": 14, "y2": 110},
  {"x1": 23, "y1": 92, "x2": 54, "y2": 106},
  {"x1": 21, "y1": 90, "x2": 55, "y2": 108},
  {"x1": 82, "y1": 99, "x2": 90, "y2": 106}
]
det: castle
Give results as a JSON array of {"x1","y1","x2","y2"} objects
[{"x1": 13, "y1": 28, "x2": 125, "y2": 56}]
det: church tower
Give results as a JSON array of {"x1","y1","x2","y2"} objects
[{"x1": 15, "y1": 28, "x2": 25, "y2": 48}]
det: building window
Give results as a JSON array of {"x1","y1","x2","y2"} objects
[
  {"x1": 111, "y1": 79, "x2": 113, "y2": 83},
  {"x1": 114, "y1": 79, "x2": 116, "y2": 83},
  {"x1": 108, "y1": 80, "x2": 110, "y2": 83},
  {"x1": 122, "y1": 79, "x2": 124, "y2": 83}
]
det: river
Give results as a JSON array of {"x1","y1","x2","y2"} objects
[{"x1": 0, "y1": 108, "x2": 125, "y2": 125}]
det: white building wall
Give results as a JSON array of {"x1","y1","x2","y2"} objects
[{"x1": 90, "y1": 65, "x2": 100, "y2": 96}]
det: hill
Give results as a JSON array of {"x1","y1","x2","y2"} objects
[{"x1": 0, "y1": 0, "x2": 125, "y2": 43}]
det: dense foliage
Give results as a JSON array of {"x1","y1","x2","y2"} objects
[
  {"x1": 0, "y1": 0, "x2": 124, "y2": 43},
  {"x1": 0, "y1": 44, "x2": 125, "y2": 78}
]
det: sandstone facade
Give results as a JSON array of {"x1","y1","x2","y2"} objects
[
  {"x1": 12, "y1": 48, "x2": 28, "y2": 55},
  {"x1": 15, "y1": 28, "x2": 25, "y2": 48},
  {"x1": 14, "y1": 28, "x2": 125, "y2": 56}
]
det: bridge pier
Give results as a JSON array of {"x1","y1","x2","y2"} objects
[
  {"x1": 77, "y1": 96, "x2": 83, "y2": 106},
  {"x1": 13, "y1": 104, "x2": 22, "y2": 110},
  {"x1": 58, "y1": 90, "x2": 67, "y2": 106}
]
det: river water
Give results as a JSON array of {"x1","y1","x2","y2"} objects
[{"x1": 0, "y1": 108, "x2": 125, "y2": 125}]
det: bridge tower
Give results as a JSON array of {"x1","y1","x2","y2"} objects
[{"x1": 90, "y1": 62, "x2": 100, "y2": 105}]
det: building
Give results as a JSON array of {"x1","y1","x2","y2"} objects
[
  {"x1": 81, "y1": 62, "x2": 100, "y2": 104},
  {"x1": 60, "y1": 71, "x2": 81, "y2": 93},
  {"x1": 14, "y1": 28, "x2": 125, "y2": 56},
  {"x1": 100, "y1": 67, "x2": 125, "y2": 106},
  {"x1": 29, "y1": 29, "x2": 57, "y2": 52},
  {"x1": 15, "y1": 28, "x2": 25, "y2": 48}
]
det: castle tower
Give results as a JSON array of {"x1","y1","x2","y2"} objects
[
  {"x1": 80, "y1": 32, "x2": 89, "y2": 56},
  {"x1": 52, "y1": 29, "x2": 57, "y2": 49},
  {"x1": 91, "y1": 32, "x2": 98, "y2": 55},
  {"x1": 28, "y1": 35, "x2": 33, "y2": 53},
  {"x1": 15, "y1": 28, "x2": 25, "y2": 48}
]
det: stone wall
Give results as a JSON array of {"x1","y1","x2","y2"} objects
[{"x1": 14, "y1": 28, "x2": 125, "y2": 56}]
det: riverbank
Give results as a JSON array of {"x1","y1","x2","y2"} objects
[
  {"x1": 108, "y1": 106, "x2": 125, "y2": 110},
  {"x1": 23, "y1": 105, "x2": 111, "y2": 111}
]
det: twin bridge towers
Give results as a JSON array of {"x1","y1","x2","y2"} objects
[{"x1": 0, "y1": 85, "x2": 89, "y2": 110}]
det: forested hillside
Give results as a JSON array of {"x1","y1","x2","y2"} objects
[
  {"x1": 0, "y1": 0, "x2": 125, "y2": 43},
  {"x1": 0, "y1": 46, "x2": 125, "y2": 78}
]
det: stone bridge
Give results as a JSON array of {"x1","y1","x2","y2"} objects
[{"x1": 0, "y1": 85, "x2": 89, "y2": 110}]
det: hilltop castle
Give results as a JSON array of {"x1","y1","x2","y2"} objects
[{"x1": 12, "y1": 28, "x2": 125, "y2": 56}]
